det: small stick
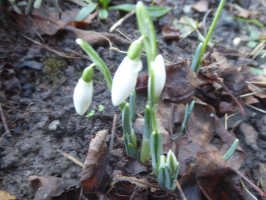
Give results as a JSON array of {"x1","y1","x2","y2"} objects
[
  {"x1": 57, "y1": 149, "x2": 84, "y2": 167},
  {"x1": 0, "y1": 103, "x2": 11, "y2": 136},
  {"x1": 215, "y1": 74, "x2": 246, "y2": 116},
  {"x1": 244, "y1": 103, "x2": 266, "y2": 114},
  {"x1": 240, "y1": 179, "x2": 257, "y2": 200},
  {"x1": 109, "y1": 10, "x2": 136, "y2": 32},
  {"x1": 176, "y1": 180, "x2": 187, "y2": 200},
  {"x1": 236, "y1": 170, "x2": 266, "y2": 198},
  {"x1": 109, "y1": 114, "x2": 117, "y2": 151}
]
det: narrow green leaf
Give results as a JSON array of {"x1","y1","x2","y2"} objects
[
  {"x1": 144, "y1": 103, "x2": 152, "y2": 139},
  {"x1": 109, "y1": 4, "x2": 170, "y2": 18},
  {"x1": 122, "y1": 103, "x2": 133, "y2": 139},
  {"x1": 140, "y1": 138, "x2": 151, "y2": 163},
  {"x1": 136, "y1": 1, "x2": 157, "y2": 72},
  {"x1": 108, "y1": 4, "x2": 136, "y2": 12},
  {"x1": 190, "y1": 43, "x2": 203, "y2": 73},
  {"x1": 180, "y1": 104, "x2": 189, "y2": 132},
  {"x1": 127, "y1": 143, "x2": 138, "y2": 159},
  {"x1": 98, "y1": 8, "x2": 108, "y2": 19},
  {"x1": 130, "y1": 131, "x2": 137, "y2": 149},
  {"x1": 249, "y1": 67, "x2": 264, "y2": 75},
  {"x1": 223, "y1": 139, "x2": 239, "y2": 161},
  {"x1": 129, "y1": 90, "x2": 136, "y2": 122},
  {"x1": 76, "y1": 3, "x2": 98, "y2": 21},
  {"x1": 146, "y1": 6, "x2": 170, "y2": 18}
]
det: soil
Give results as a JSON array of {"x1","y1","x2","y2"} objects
[{"x1": 1, "y1": 0, "x2": 266, "y2": 199}]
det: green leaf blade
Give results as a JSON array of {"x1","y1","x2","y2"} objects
[{"x1": 76, "y1": 3, "x2": 98, "y2": 21}]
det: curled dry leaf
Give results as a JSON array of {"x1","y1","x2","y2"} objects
[
  {"x1": 12, "y1": 8, "x2": 128, "y2": 46},
  {"x1": 29, "y1": 175, "x2": 79, "y2": 200},
  {"x1": 208, "y1": 52, "x2": 247, "y2": 96},
  {"x1": 162, "y1": 62, "x2": 202, "y2": 101},
  {"x1": 80, "y1": 130, "x2": 110, "y2": 194}
]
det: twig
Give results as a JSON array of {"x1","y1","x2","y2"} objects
[
  {"x1": 239, "y1": 91, "x2": 261, "y2": 98},
  {"x1": 224, "y1": 113, "x2": 228, "y2": 130},
  {"x1": 215, "y1": 74, "x2": 246, "y2": 116},
  {"x1": 57, "y1": 149, "x2": 84, "y2": 167},
  {"x1": 109, "y1": 10, "x2": 136, "y2": 32},
  {"x1": 19, "y1": 33, "x2": 81, "y2": 59},
  {"x1": 0, "y1": 103, "x2": 11, "y2": 136},
  {"x1": 244, "y1": 103, "x2": 266, "y2": 114},
  {"x1": 176, "y1": 180, "x2": 187, "y2": 200},
  {"x1": 203, "y1": 9, "x2": 213, "y2": 37},
  {"x1": 240, "y1": 179, "x2": 257, "y2": 200},
  {"x1": 109, "y1": 114, "x2": 117, "y2": 151},
  {"x1": 236, "y1": 170, "x2": 266, "y2": 198}
]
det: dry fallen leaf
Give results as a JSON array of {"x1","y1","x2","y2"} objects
[
  {"x1": 13, "y1": 8, "x2": 128, "y2": 46},
  {"x1": 162, "y1": 62, "x2": 202, "y2": 101},
  {"x1": 29, "y1": 175, "x2": 79, "y2": 200},
  {"x1": 0, "y1": 190, "x2": 16, "y2": 200},
  {"x1": 80, "y1": 130, "x2": 110, "y2": 194},
  {"x1": 191, "y1": 0, "x2": 209, "y2": 12}
]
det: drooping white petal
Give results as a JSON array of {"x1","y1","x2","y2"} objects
[
  {"x1": 112, "y1": 56, "x2": 142, "y2": 106},
  {"x1": 151, "y1": 55, "x2": 166, "y2": 99},
  {"x1": 73, "y1": 78, "x2": 93, "y2": 115}
]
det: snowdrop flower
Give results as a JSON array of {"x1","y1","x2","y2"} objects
[
  {"x1": 73, "y1": 64, "x2": 94, "y2": 115},
  {"x1": 112, "y1": 38, "x2": 144, "y2": 106},
  {"x1": 149, "y1": 55, "x2": 166, "y2": 106}
]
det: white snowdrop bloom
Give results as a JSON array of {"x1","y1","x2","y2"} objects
[
  {"x1": 151, "y1": 55, "x2": 166, "y2": 99},
  {"x1": 73, "y1": 78, "x2": 93, "y2": 115},
  {"x1": 112, "y1": 56, "x2": 142, "y2": 106}
]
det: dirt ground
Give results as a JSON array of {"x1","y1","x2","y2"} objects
[{"x1": 1, "y1": 0, "x2": 266, "y2": 199}]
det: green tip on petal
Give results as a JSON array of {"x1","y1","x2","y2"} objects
[
  {"x1": 82, "y1": 63, "x2": 95, "y2": 83},
  {"x1": 127, "y1": 38, "x2": 143, "y2": 60}
]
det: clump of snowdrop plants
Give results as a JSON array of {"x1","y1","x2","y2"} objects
[{"x1": 73, "y1": 1, "x2": 180, "y2": 192}]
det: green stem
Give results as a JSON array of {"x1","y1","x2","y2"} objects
[
  {"x1": 151, "y1": 110, "x2": 158, "y2": 133},
  {"x1": 76, "y1": 38, "x2": 112, "y2": 91},
  {"x1": 197, "y1": 0, "x2": 226, "y2": 66}
]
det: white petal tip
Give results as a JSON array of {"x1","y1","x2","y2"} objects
[{"x1": 76, "y1": 38, "x2": 82, "y2": 45}]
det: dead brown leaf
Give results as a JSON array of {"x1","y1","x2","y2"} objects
[
  {"x1": 162, "y1": 62, "x2": 202, "y2": 101},
  {"x1": 124, "y1": 157, "x2": 148, "y2": 175},
  {"x1": 195, "y1": 151, "x2": 253, "y2": 200},
  {"x1": 192, "y1": 0, "x2": 209, "y2": 12},
  {"x1": 0, "y1": 190, "x2": 16, "y2": 200},
  {"x1": 176, "y1": 141, "x2": 206, "y2": 176},
  {"x1": 12, "y1": 8, "x2": 128, "y2": 46},
  {"x1": 80, "y1": 130, "x2": 110, "y2": 194},
  {"x1": 209, "y1": 52, "x2": 247, "y2": 96},
  {"x1": 187, "y1": 104, "x2": 217, "y2": 150},
  {"x1": 162, "y1": 24, "x2": 181, "y2": 40},
  {"x1": 29, "y1": 175, "x2": 79, "y2": 200}
]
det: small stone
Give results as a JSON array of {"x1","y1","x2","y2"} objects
[{"x1": 49, "y1": 120, "x2": 60, "y2": 130}]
